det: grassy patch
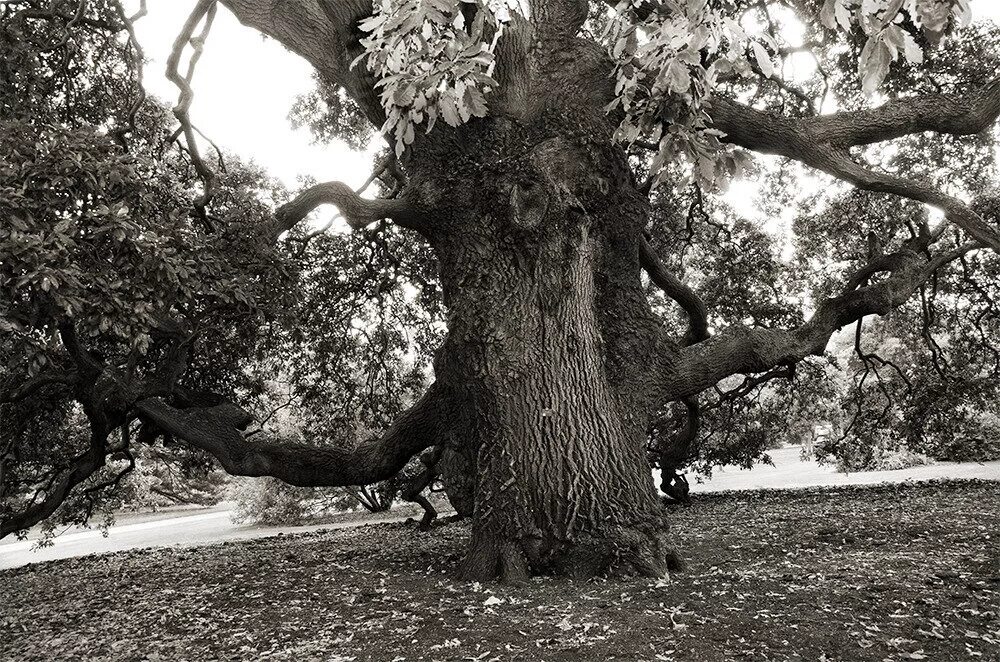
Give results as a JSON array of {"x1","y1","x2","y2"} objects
[{"x1": 2, "y1": 480, "x2": 999, "y2": 661}]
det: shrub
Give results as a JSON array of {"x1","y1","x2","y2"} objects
[
  {"x1": 922, "y1": 414, "x2": 1000, "y2": 463},
  {"x1": 230, "y1": 478, "x2": 314, "y2": 526},
  {"x1": 229, "y1": 477, "x2": 409, "y2": 526},
  {"x1": 825, "y1": 427, "x2": 936, "y2": 473},
  {"x1": 862, "y1": 447, "x2": 936, "y2": 472}
]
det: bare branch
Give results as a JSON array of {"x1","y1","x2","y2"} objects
[
  {"x1": 0, "y1": 428, "x2": 109, "y2": 538},
  {"x1": 108, "y1": 0, "x2": 147, "y2": 146},
  {"x1": 128, "y1": 0, "x2": 147, "y2": 23},
  {"x1": 0, "y1": 372, "x2": 78, "y2": 404},
  {"x1": 703, "y1": 365, "x2": 797, "y2": 410},
  {"x1": 35, "y1": 0, "x2": 87, "y2": 53},
  {"x1": 166, "y1": 0, "x2": 219, "y2": 220},
  {"x1": 267, "y1": 181, "x2": 424, "y2": 241},
  {"x1": 639, "y1": 235, "x2": 709, "y2": 344}
]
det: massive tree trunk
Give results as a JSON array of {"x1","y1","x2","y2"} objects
[
  {"x1": 169, "y1": 1, "x2": 685, "y2": 580},
  {"x1": 408, "y1": 119, "x2": 681, "y2": 579}
]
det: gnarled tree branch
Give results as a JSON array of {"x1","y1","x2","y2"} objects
[
  {"x1": 711, "y1": 80, "x2": 1000, "y2": 252},
  {"x1": 713, "y1": 79, "x2": 1000, "y2": 151},
  {"x1": 134, "y1": 382, "x2": 450, "y2": 488},
  {"x1": 165, "y1": 0, "x2": 219, "y2": 220},
  {"x1": 267, "y1": 181, "x2": 425, "y2": 241},
  {"x1": 0, "y1": 428, "x2": 109, "y2": 538},
  {"x1": 0, "y1": 371, "x2": 78, "y2": 404},
  {"x1": 641, "y1": 236, "x2": 708, "y2": 500},
  {"x1": 640, "y1": 235, "x2": 709, "y2": 344},
  {"x1": 658, "y1": 240, "x2": 981, "y2": 404}
]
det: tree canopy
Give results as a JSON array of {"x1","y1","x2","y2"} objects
[{"x1": 2, "y1": 0, "x2": 1000, "y2": 580}]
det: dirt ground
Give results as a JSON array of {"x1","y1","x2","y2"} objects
[{"x1": 2, "y1": 480, "x2": 998, "y2": 661}]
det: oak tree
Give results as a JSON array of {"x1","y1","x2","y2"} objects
[{"x1": 3, "y1": 0, "x2": 1000, "y2": 581}]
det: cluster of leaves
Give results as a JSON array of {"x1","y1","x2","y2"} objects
[
  {"x1": 820, "y1": 0, "x2": 935, "y2": 94},
  {"x1": 604, "y1": 0, "x2": 768, "y2": 189},
  {"x1": 601, "y1": 0, "x2": 974, "y2": 191},
  {"x1": 356, "y1": 0, "x2": 513, "y2": 156},
  {"x1": 288, "y1": 73, "x2": 374, "y2": 150},
  {"x1": 1, "y1": 121, "x2": 261, "y2": 357},
  {"x1": 351, "y1": 0, "x2": 979, "y2": 192}
]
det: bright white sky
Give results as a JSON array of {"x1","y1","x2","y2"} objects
[
  {"x1": 129, "y1": 1, "x2": 380, "y2": 190},
  {"x1": 127, "y1": 2, "x2": 1000, "y2": 193}
]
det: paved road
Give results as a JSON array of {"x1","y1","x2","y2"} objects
[
  {"x1": 3, "y1": 447, "x2": 998, "y2": 570},
  {"x1": 684, "y1": 446, "x2": 1000, "y2": 492},
  {"x1": 0, "y1": 508, "x2": 411, "y2": 571}
]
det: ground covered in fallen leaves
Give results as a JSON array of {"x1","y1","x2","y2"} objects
[{"x1": 2, "y1": 480, "x2": 999, "y2": 661}]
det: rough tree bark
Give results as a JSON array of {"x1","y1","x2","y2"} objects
[
  {"x1": 437, "y1": 447, "x2": 475, "y2": 519},
  {"x1": 411, "y1": 121, "x2": 682, "y2": 579}
]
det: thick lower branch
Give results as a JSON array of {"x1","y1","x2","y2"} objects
[
  {"x1": 134, "y1": 383, "x2": 449, "y2": 487},
  {"x1": 0, "y1": 430, "x2": 109, "y2": 538},
  {"x1": 658, "y1": 243, "x2": 979, "y2": 403}
]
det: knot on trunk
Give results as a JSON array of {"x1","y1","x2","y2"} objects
[
  {"x1": 509, "y1": 179, "x2": 550, "y2": 229},
  {"x1": 505, "y1": 137, "x2": 612, "y2": 231}
]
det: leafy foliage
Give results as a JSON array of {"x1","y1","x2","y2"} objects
[
  {"x1": 637, "y1": 8, "x2": 1000, "y2": 470},
  {"x1": 0, "y1": 1, "x2": 297, "y2": 532},
  {"x1": 356, "y1": 0, "x2": 512, "y2": 156},
  {"x1": 288, "y1": 74, "x2": 374, "y2": 150}
]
